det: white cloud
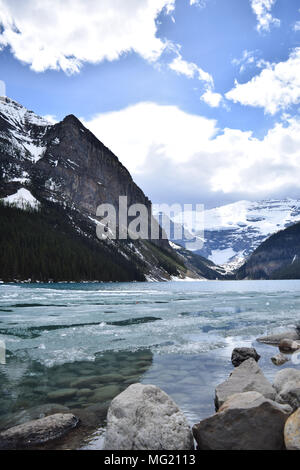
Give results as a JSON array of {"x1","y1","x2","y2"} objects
[
  {"x1": 294, "y1": 21, "x2": 300, "y2": 32},
  {"x1": 190, "y1": 0, "x2": 208, "y2": 7},
  {"x1": 226, "y1": 48, "x2": 300, "y2": 114},
  {"x1": 232, "y1": 50, "x2": 257, "y2": 73},
  {"x1": 43, "y1": 114, "x2": 58, "y2": 124},
  {"x1": 201, "y1": 89, "x2": 223, "y2": 107},
  {"x1": 83, "y1": 101, "x2": 300, "y2": 204},
  {"x1": 83, "y1": 102, "x2": 218, "y2": 173},
  {"x1": 168, "y1": 52, "x2": 223, "y2": 108},
  {"x1": 168, "y1": 53, "x2": 213, "y2": 86},
  {"x1": 250, "y1": 0, "x2": 280, "y2": 32},
  {"x1": 0, "y1": 0, "x2": 175, "y2": 73}
]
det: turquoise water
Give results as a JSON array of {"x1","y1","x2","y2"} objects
[{"x1": 0, "y1": 280, "x2": 300, "y2": 449}]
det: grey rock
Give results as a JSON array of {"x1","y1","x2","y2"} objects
[
  {"x1": 193, "y1": 391, "x2": 292, "y2": 450},
  {"x1": 47, "y1": 388, "x2": 77, "y2": 401},
  {"x1": 273, "y1": 368, "x2": 300, "y2": 410},
  {"x1": 0, "y1": 403, "x2": 70, "y2": 431},
  {"x1": 231, "y1": 347, "x2": 260, "y2": 367},
  {"x1": 0, "y1": 413, "x2": 79, "y2": 449},
  {"x1": 91, "y1": 384, "x2": 121, "y2": 402},
  {"x1": 215, "y1": 358, "x2": 275, "y2": 410},
  {"x1": 279, "y1": 338, "x2": 300, "y2": 353},
  {"x1": 257, "y1": 329, "x2": 300, "y2": 345},
  {"x1": 271, "y1": 353, "x2": 289, "y2": 366},
  {"x1": 104, "y1": 383, "x2": 194, "y2": 450}
]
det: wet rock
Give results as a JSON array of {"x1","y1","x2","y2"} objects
[
  {"x1": 271, "y1": 353, "x2": 289, "y2": 366},
  {"x1": 257, "y1": 329, "x2": 300, "y2": 345},
  {"x1": 104, "y1": 383, "x2": 194, "y2": 450},
  {"x1": 76, "y1": 388, "x2": 93, "y2": 397},
  {"x1": 273, "y1": 368, "x2": 300, "y2": 410},
  {"x1": 279, "y1": 339, "x2": 300, "y2": 353},
  {"x1": 47, "y1": 388, "x2": 77, "y2": 401},
  {"x1": 70, "y1": 375, "x2": 100, "y2": 388},
  {"x1": 0, "y1": 413, "x2": 79, "y2": 449},
  {"x1": 91, "y1": 384, "x2": 121, "y2": 402},
  {"x1": 284, "y1": 408, "x2": 300, "y2": 450},
  {"x1": 193, "y1": 391, "x2": 291, "y2": 450},
  {"x1": 231, "y1": 347, "x2": 260, "y2": 367},
  {"x1": 215, "y1": 358, "x2": 275, "y2": 410},
  {"x1": 0, "y1": 404, "x2": 70, "y2": 431}
]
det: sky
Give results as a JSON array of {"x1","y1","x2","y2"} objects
[{"x1": 0, "y1": 0, "x2": 299, "y2": 209}]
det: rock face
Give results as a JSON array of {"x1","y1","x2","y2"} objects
[
  {"x1": 215, "y1": 358, "x2": 275, "y2": 410},
  {"x1": 284, "y1": 408, "x2": 300, "y2": 450},
  {"x1": 0, "y1": 413, "x2": 79, "y2": 449},
  {"x1": 0, "y1": 96, "x2": 192, "y2": 282},
  {"x1": 257, "y1": 329, "x2": 300, "y2": 345},
  {"x1": 231, "y1": 347, "x2": 260, "y2": 367},
  {"x1": 193, "y1": 391, "x2": 292, "y2": 450},
  {"x1": 104, "y1": 383, "x2": 194, "y2": 450},
  {"x1": 271, "y1": 353, "x2": 289, "y2": 366},
  {"x1": 273, "y1": 368, "x2": 300, "y2": 410}
]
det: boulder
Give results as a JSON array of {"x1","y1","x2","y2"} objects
[
  {"x1": 0, "y1": 413, "x2": 79, "y2": 449},
  {"x1": 257, "y1": 329, "x2": 300, "y2": 345},
  {"x1": 273, "y1": 368, "x2": 300, "y2": 410},
  {"x1": 231, "y1": 347, "x2": 260, "y2": 367},
  {"x1": 215, "y1": 358, "x2": 275, "y2": 410},
  {"x1": 284, "y1": 408, "x2": 300, "y2": 450},
  {"x1": 0, "y1": 404, "x2": 70, "y2": 431},
  {"x1": 103, "y1": 383, "x2": 194, "y2": 450},
  {"x1": 271, "y1": 353, "x2": 289, "y2": 366},
  {"x1": 279, "y1": 339, "x2": 300, "y2": 353},
  {"x1": 193, "y1": 391, "x2": 292, "y2": 450}
]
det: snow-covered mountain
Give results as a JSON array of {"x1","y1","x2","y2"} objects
[
  {"x1": 0, "y1": 96, "x2": 218, "y2": 282},
  {"x1": 170, "y1": 199, "x2": 300, "y2": 269}
]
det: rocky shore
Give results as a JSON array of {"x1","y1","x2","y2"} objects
[{"x1": 1, "y1": 327, "x2": 300, "y2": 450}]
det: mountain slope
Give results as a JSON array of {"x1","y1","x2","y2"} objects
[
  {"x1": 169, "y1": 199, "x2": 300, "y2": 269},
  {"x1": 0, "y1": 97, "x2": 191, "y2": 282},
  {"x1": 236, "y1": 221, "x2": 300, "y2": 280}
]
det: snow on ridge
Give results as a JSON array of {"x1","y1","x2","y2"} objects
[
  {"x1": 1, "y1": 188, "x2": 40, "y2": 211},
  {"x1": 0, "y1": 96, "x2": 50, "y2": 128}
]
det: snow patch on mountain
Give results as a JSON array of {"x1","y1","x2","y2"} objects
[
  {"x1": 171, "y1": 199, "x2": 300, "y2": 267},
  {"x1": 2, "y1": 188, "x2": 40, "y2": 210}
]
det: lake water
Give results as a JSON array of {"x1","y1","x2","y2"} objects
[{"x1": 0, "y1": 280, "x2": 300, "y2": 449}]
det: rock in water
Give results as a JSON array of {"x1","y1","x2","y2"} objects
[
  {"x1": 193, "y1": 391, "x2": 292, "y2": 450},
  {"x1": 231, "y1": 347, "x2": 260, "y2": 367},
  {"x1": 271, "y1": 353, "x2": 289, "y2": 366},
  {"x1": 284, "y1": 408, "x2": 300, "y2": 450},
  {"x1": 215, "y1": 358, "x2": 275, "y2": 410},
  {"x1": 273, "y1": 368, "x2": 300, "y2": 411},
  {"x1": 0, "y1": 413, "x2": 79, "y2": 449},
  {"x1": 103, "y1": 383, "x2": 194, "y2": 450},
  {"x1": 257, "y1": 330, "x2": 300, "y2": 345},
  {"x1": 279, "y1": 338, "x2": 300, "y2": 353}
]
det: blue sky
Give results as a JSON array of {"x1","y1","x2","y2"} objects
[{"x1": 0, "y1": 0, "x2": 300, "y2": 208}]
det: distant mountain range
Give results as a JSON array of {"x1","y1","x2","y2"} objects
[
  {"x1": 162, "y1": 199, "x2": 300, "y2": 270},
  {"x1": 0, "y1": 96, "x2": 221, "y2": 282}
]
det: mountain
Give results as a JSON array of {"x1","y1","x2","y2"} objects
[
  {"x1": 168, "y1": 199, "x2": 300, "y2": 270},
  {"x1": 0, "y1": 96, "x2": 215, "y2": 282},
  {"x1": 236, "y1": 221, "x2": 300, "y2": 280}
]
